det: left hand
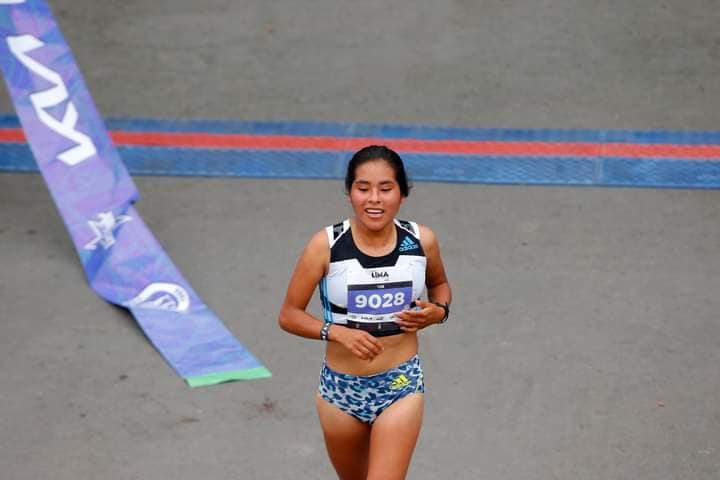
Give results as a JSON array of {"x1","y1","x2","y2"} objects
[{"x1": 394, "y1": 299, "x2": 444, "y2": 332}]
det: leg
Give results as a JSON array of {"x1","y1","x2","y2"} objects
[
  {"x1": 366, "y1": 393, "x2": 424, "y2": 480},
  {"x1": 316, "y1": 393, "x2": 372, "y2": 480}
]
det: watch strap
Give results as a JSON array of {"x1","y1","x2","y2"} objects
[{"x1": 431, "y1": 301, "x2": 450, "y2": 324}]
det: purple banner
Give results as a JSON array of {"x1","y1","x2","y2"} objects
[{"x1": 0, "y1": 0, "x2": 270, "y2": 386}]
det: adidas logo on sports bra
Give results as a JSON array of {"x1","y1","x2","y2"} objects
[{"x1": 399, "y1": 236, "x2": 418, "y2": 252}]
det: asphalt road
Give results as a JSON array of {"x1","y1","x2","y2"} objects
[{"x1": 1, "y1": 1, "x2": 719, "y2": 479}]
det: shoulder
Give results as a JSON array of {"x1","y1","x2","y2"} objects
[
  {"x1": 417, "y1": 223, "x2": 439, "y2": 253},
  {"x1": 396, "y1": 218, "x2": 437, "y2": 245},
  {"x1": 303, "y1": 219, "x2": 350, "y2": 263},
  {"x1": 292, "y1": 229, "x2": 330, "y2": 273},
  {"x1": 305, "y1": 228, "x2": 330, "y2": 257}
]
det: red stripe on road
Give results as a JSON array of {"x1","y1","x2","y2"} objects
[
  {"x1": 109, "y1": 131, "x2": 600, "y2": 156},
  {"x1": 601, "y1": 143, "x2": 720, "y2": 158},
  {"x1": 0, "y1": 128, "x2": 25, "y2": 142},
  {"x1": 2, "y1": 128, "x2": 720, "y2": 159}
]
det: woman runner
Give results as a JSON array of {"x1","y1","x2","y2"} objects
[{"x1": 278, "y1": 145, "x2": 452, "y2": 480}]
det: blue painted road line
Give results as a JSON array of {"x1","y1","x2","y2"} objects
[{"x1": 1, "y1": 115, "x2": 720, "y2": 188}]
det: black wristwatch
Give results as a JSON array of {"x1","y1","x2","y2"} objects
[{"x1": 431, "y1": 301, "x2": 450, "y2": 324}]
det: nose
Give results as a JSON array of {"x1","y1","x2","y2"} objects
[{"x1": 369, "y1": 188, "x2": 380, "y2": 203}]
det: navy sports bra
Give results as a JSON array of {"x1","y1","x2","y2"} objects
[{"x1": 318, "y1": 219, "x2": 427, "y2": 337}]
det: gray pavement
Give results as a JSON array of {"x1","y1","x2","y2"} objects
[{"x1": 2, "y1": 1, "x2": 720, "y2": 479}]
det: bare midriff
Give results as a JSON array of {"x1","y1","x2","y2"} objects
[{"x1": 325, "y1": 329, "x2": 419, "y2": 376}]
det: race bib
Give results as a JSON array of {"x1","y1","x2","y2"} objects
[{"x1": 346, "y1": 268, "x2": 413, "y2": 324}]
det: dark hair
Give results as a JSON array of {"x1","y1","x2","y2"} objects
[{"x1": 344, "y1": 145, "x2": 412, "y2": 197}]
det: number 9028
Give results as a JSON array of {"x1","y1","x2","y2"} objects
[{"x1": 354, "y1": 291, "x2": 406, "y2": 309}]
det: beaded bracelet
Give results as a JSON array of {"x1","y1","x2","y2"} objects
[{"x1": 320, "y1": 321, "x2": 331, "y2": 341}]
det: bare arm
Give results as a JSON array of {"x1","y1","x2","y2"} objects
[
  {"x1": 421, "y1": 224, "x2": 452, "y2": 308},
  {"x1": 277, "y1": 230, "x2": 330, "y2": 339},
  {"x1": 278, "y1": 230, "x2": 384, "y2": 359},
  {"x1": 395, "y1": 224, "x2": 452, "y2": 331}
]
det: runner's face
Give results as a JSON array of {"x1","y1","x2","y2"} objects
[{"x1": 349, "y1": 159, "x2": 404, "y2": 231}]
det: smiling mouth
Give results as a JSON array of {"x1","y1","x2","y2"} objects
[{"x1": 365, "y1": 208, "x2": 384, "y2": 217}]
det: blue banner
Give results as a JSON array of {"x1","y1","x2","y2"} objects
[{"x1": 0, "y1": 0, "x2": 270, "y2": 386}]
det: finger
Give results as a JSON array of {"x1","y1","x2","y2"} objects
[
  {"x1": 394, "y1": 319, "x2": 410, "y2": 328},
  {"x1": 398, "y1": 314, "x2": 426, "y2": 325},
  {"x1": 396, "y1": 309, "x2": 421, "y2": 320},
  {"x1": 363, "y1": 333, "x2": 384, "y2": 349},
  {"x1": 362, "y1": 348, "x2": 379, "y2": 360},
  {"x1": 399, "y1": 324, "x2": 418, "y2": 332},
  {"x1": 415, "y1": 299, "x2": 432, "y2": 309},
  {"x1": 354, "y1": 346, "x2": 371, "y2": 360},
  {"x1": 397, "y1": 317, "x2": 425, "y2": 328},
  {"x1": 399, "y1": 316, "x2": 430, "y2": 331},
  {"x1": 353, "y1": 339, "x2": 372, "y2": 355},
  {"x1": 403, "y1": 308, "x2": 431, "y2": 319},
  {"x1": 364, "y1": 339, "x2": 383, "y2": 355}
]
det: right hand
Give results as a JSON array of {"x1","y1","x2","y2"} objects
[{"x1": 330, "y1": 325, "x2": 384, "y2": 361}]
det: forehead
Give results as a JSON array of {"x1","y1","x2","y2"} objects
[{"x1": 353, "y1": 160, "x2": 397, "y2": 183}]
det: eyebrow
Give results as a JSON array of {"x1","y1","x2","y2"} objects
[{"x1": 354, "y1": 180, "x2": 396, "y2": 185}]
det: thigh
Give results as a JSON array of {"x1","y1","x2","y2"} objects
[
  {"x1": 367, "y1": 393, "x2": 424, "y2": 480},
  {"x1": 316, "y1": 393, "x2": 372, "y2": 480}
]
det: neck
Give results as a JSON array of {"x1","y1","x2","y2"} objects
[{"x1": 351, "y1": 218, "x2": 396, "y2": 250}]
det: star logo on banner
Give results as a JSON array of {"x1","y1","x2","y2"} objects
[{"x1": 83, "y1": 211, "x2": 133, "y2": 251}]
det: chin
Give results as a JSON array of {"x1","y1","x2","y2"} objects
[{"x1": 358, "y1": 214, "x2": 392, "y2": 231}]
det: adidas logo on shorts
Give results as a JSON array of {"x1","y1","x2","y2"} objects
[
  {"x1": 399, "y1": 236, "x2": 418, "y2": 252},
  {"x1": 390, "y1": 374, "x2": 410, "y2": 390}
]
